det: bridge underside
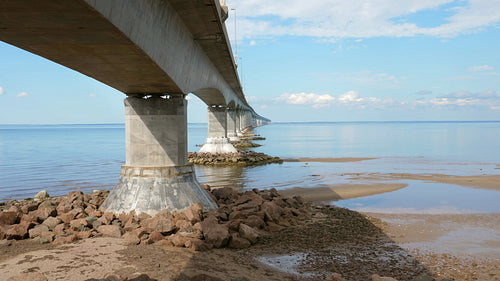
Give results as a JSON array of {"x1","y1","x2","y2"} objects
[{"x1": 0, "y1": 0, "x2": 181, "y2": 94}]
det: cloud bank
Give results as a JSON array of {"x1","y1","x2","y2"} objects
[{"x1": 230, "y1": 0, "x2": 500, "y2": 40}]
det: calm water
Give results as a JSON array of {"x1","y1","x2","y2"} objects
[{"x1": 1, "y1": 122, "x2": 499, "y2": 213}]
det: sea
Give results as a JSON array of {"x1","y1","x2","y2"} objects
[{"x1": 1, "y1": 121, "x2": 499, "y2": 214}]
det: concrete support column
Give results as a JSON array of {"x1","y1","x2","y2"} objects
[
  {"x1": 235, "y1": 110, "x2": 243, "y2": 137},
  {"x1": 199, "y1": 106, "x2": 237, "y2": 153},
  {"x1": 101, "y1": 95, "x2": 217, "y2": 215},
  {"x1": 226, "y1": 109, "x2": 240, "y2": 142}
]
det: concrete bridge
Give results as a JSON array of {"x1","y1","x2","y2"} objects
[{"x1": 0, "y1": 0, "x2": 270, "y2": 214}]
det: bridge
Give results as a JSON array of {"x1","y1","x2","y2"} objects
[{"x1": 0, "y1": 0, "x2": 270, "y2": 214}]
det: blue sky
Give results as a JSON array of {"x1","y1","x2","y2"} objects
[{"x1": 1, "y1": 0, "x2": 499, "y2": 124}]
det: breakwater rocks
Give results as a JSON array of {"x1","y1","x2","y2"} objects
[
  {"x1": 188, "y1": 151, "x2": 283, "y2": 166},
  {"x1": 0, "y1": 187, "x2": 309, "y2": 251}
]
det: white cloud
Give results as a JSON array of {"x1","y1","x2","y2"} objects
[
  {"x1": 274, "y1": 92, "x2": 336, "y2": 108},
  {"x1": 414, "y1": 90, "x2": 500, "y2": 110},
  {"x1": 469, "y1": 65, "x2": 494, "y2": 72},
  {"x1": 16, "y1": 92, "x2": 28, "y2": 98},
  {"x1": 89, "y1": 94, "x2": 97, "y2": 98},
  {"x1": 249, "y1": 40, "x2": 257, "y2": 46},
  {"x1": 314, "y1": 71, "x2": 404, "y2": 89},
  {"x1": 0, "y1": 86, "x2": 4, "y2": 95},
  {"x1": 229, "y1": 0, "x2": 500, "y2": 40}
]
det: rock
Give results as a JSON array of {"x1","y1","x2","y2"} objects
[
  {"x1": 4, "y1": 221, "x2": 34, "y2": 240},
  {"x1": 97, "y1": 225, "x2": 123, "y2": 238},
  {"x1": 200, "y1": 216, "x2": 229, "y2": 248},
  {"x1": 189, "y1": 240, "x2": 212, "y2": 251},
  {"x1": 34, "y1": 190, "x2": 50, "y2": 201},
  {"x1": 238, "y1": 223, "x2": 260, "y2": 244},
  {"x1": 56, "y1": 203, "x2": 72, "y2": 214},
  {"x1": 39, "y1": 231, "x2": 55, "y2": 242},
  {"x1": 7, "y1": 272, "x2": 48, "y2": 281},
  {"x1": 142, "y1": 216, "x2": 176, "y2": 234},
  {"x1": 182, "y1": 203, "x2": 203, "y2": 223},
  {"x1": 20, "y1": 214, "x2": 39, "y2": 224},
  {"x1": 32, "y1": 207, "x2": 57, "y2": 220},
  {"x1": 228, "y1": 233, "x2": 251, "y2": 249},
  {"x1": 85, "y1": 216, "x2": 98, "y2": 225},
  {"x1": 67, "y1": 191, "x2": 84, "y2": 202},
  {"x1": 0, "y1": 211, "x2": 19, "y2": 225},
  {"x1": 58, "y1": 211, "x2": 76, "y2": 224},
  {"x1": 211, "y1": 187, "x2": 239, "y2": 204},
  {"x1": 77, "y1": 231, "x2": 92, "y2": 239},
  {"x1": 53, "y1": 223, "x2": 66, "y2": 235},
  {"x1": 149, "y1": 230, "x2": 164, "y2": 242},
  {"x1": 21, "y1": 203, "x2": 39, "y2": 214},
  {"x1": 70, "y1": 218, "x2": 89, "y2": 231},
  {"x1": 261, "y1": 201, "x2": 283, "y2": 223},
  {"x1": 371, "y1": 274, "x2": 399, "y2": 281},
  {"x1": 122, "y1": 232, "x2": 140, "y2": 246},
  {"x1": 242, "y1": 215, "x2": 265, "y2": 229},
  {"x1": 188, "y1": 274, "x2": 224, "y2": 281},
  {"x1": 29, "y1": 224, "x2": 50, "y2": 238},
  {"x1": 53, "y1": 234, "x2": 78, "y2": 245},
  {"x1": 37, "y1": 200, "x2": 54, "y2": 210},
  {"x1": 42, "y1": 216, "x2": 61, "y2": 230}
]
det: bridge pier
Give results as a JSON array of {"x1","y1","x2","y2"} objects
[
  {"x1": 199, "y1": 106, "x2": 238, "y2": 153},
  {"x1": 100, "y1": 95, "x2": 217, "y2": 215},
  {"x1": 227, "y1": 109, "x2": 240, "y2": 142}
]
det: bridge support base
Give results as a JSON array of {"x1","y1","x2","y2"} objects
[
  {"x1": 100, "y1": 165, "x2": 217, "y2": 215},
  {"x1": 101, "y1": 95, "x2": 217, "y2": 215},
  {"x1": 199, "y1": 137, "x2": 238, "y2": 153}
]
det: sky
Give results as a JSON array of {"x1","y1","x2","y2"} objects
[{"x1": 1, "y1": 0, "x2": 499, "y2": 124}]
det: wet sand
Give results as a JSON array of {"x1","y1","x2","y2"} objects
[
  {"x1": 280, "y1": 183, "x2": 408, "y2": 201},
  {"x1": 284, "y1": 157, "x2": 377, "y2": 163}
]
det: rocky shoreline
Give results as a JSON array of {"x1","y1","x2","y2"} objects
[
  {"x1": 188, "y1": 151, "x2": 283, "y2": 166},
  {"x1": 0, "y1": 188, "x2": 466, "y2": 281}
]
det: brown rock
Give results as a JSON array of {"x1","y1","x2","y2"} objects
[
  {"x1": 149, "y1": 230, "x2": 164, "y2": 242},
  {"x1": 37, "y1": 200, "x2": 54, "y2": 210},
  {"x1": 20, "y1": 214, "x2": 39, "y2": 224},
  {"x1": 58, "y1": 211, "x2": 76, "y2": 224},
  {"x1": 76, "y1": 230, "x2": 92, "y2": 239},
  {"x1": 228, "y1": 211, "x2": 246, "y2": 220},
  {"x1": 7, "y1": 272, "x2": 48, "y2": 281},
  {"x1": 97, "y1": 225, "x2": 123, "y2": 238},
  {"x1": 99, "y1": 212, "x2": 115, "y2": 225},
  {"x1": 228, "y1": 233, "x2": 251, "y2": 249},
  {"x1": 89, "y1": 210, "x2": 103, "y2": 217},
  {"x1": 0, "y1": 211, "x2": 19, "y2": 225},
  {"x1": 70, "y1": 218, "x2": 88, "y2": 228},
  {"x1": 189, "y1": 240, "x2": 213, "y2": 251},
  {"x1": 4, "y1": 221, "x2": 35, "y2": 240},
  {"x1": 200, "y1": 216, "x2": 229, "y2": 248},
  {"x1": 261, "y1": 201, "x2": 283, "y2": 223},
  {"x1": 238, "y1": 223, "x2": 260, "y2": 244},
  {"x1": 39, "y1": 231, "x2": 55, "y2": 242},
  {"x1": 53, "y1": 223, "x2": 66, "y2": 235},
  {"x1": 56, "y1": 203, "x2": 72, "y2": 214},
  {"x1": 242, "y1": 215, "x2": 266, "y2": 229},
  {"x1": 187, "y1": 274, "x2": 224, "y2": 281},
  {"x1": 122, "y1": 232, "x2": 140, "y2": 245},
  {"x1": 42, "y1": 216, "x2": 61, "y2": 230},
  {"x1": 67, "y1": 191, "x2": 84, "y2": 202},
  {"x1": 53, "y1": 234, "x2": 78, "y2": 245},
  {"x1": 182, "y1": 203, "x2": 204, "y2": 223},
  {"x1": 169, "y1": 233, "x2": 196, "y2": 247},
  {"x1": 265, "y1": 222, "x2": 282, "y2": 232},
  {"x1": 21, "y1": 203, "x2": 39, "y2": 214},
  {"x1": 29, "y1": 224, "x2": 50, "y2": 238},
  {"x1": 142, "y1": 216, "x2": 176, "y2": 234},
  {"x1": 32, "y1": 207, "x2": 57, "y2": 220},
  {"x1": 211, "y1": 187, "x2": 239, "y2": 204}
]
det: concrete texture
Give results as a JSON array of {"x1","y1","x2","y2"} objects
[
  {"x1": 199, "y1": 137, "x2": 238, "y2": 153},
  {"x1": 227, "y1": 109, "x2": 240, "y2": 142},
  {"x1": 199, "y1": 106, "x2": 237, "y2": 153},
  {"x1": 100, "y1": 165, "x2": 217, "y2": 214},
  {"x1": 102, "y1": 95, "x2": 218, "y2": 214}
]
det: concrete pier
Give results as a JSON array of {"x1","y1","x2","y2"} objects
[
  {"x1": 227, "y1": 109, "x2": 240, "y2": 142},
  {"x1": 199, "y1": 106, "x2": 238, "y2": 153},
  {"x1": 101, "y1": 95, "x2": 217, "y2": 215}
]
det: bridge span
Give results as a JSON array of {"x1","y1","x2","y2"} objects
[{"x1": 0, "y1": 0, "x2": 270, "y2": 214}]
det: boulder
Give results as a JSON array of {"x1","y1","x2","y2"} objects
[
  {"x1": 34, "y1": 190, "x2": 50, "y2": 201},
  {"x1": 371, "y1": 275, "x2": 399, "y2": 281},
  {"x1": 200, "y1": 216, "x2": 229, "y2": 248},
  {"x1": 228, "y1": 233, "x2": 251, "y2": 249},
  {"x1": 97, "y1": 225, "x2": 123, "y2": 238},
  {"x1": 0, "y1": 211, "x2": 19, "y2": 225},
  {"x1": 29, "y1": 225, "x2": 50, "y2": 238},
  {"x1": 238, "y1": 223, "x2": 260, "y2": 244},
  {"x1": 142, "y1": 216, "x2": 176, "y2": 235},
  {"x1": 42, "y1": 216, "x2": 61, "y2": 230},
  {"x1": 122, "y1": 232, "x2": 140, "y2": 246},
  {"x1": 4, "y1": 222, "x2": 35, "y2": 240},
  {"x1": 182, "y1": 203, "x2": 203, "y2": 223}
]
